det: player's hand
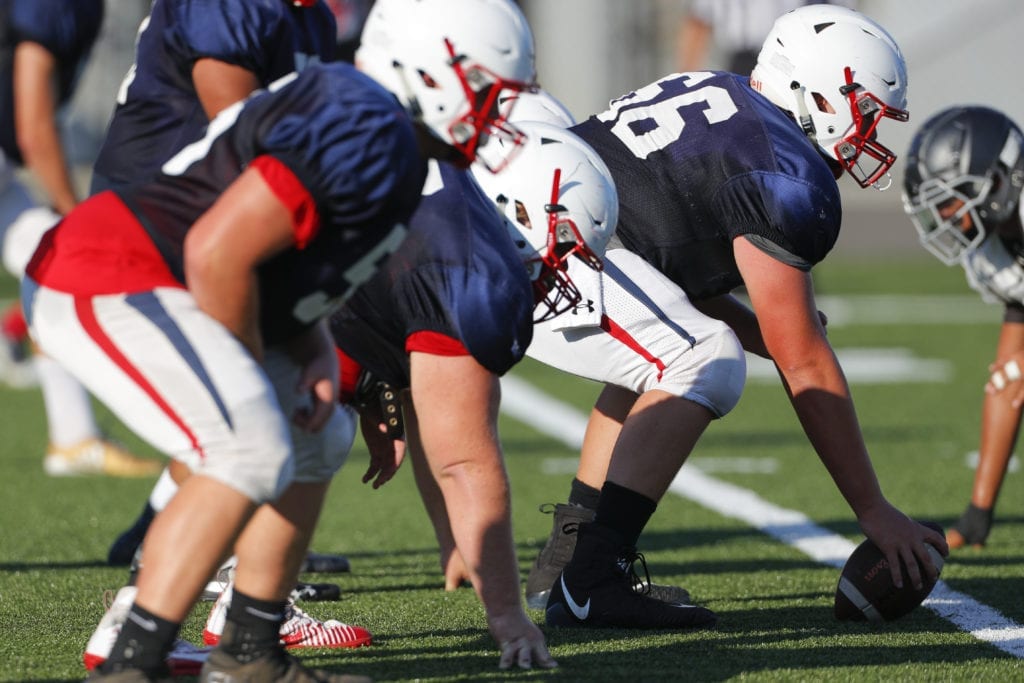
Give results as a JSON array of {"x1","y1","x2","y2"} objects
[
  {"x1": 985, "y1": 356, "x2": 1024, "y2": 407},
  {"x1": 488, "y1": 610, "x2": 557, "y2": 670},
  {"x1": 288, "y1": 322, "x2": 338, "y2": 432},
  {"x1": 857, "y1": 500, "x2": 948, "y2": 590},
  {"x1": 358, "y1": 411, "x2": 405, "y2": 488},
  {"x1": 442, "y1": 547, "x2": 471, "y2": 591}
]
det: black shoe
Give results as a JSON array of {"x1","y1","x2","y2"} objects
[
  {"x1": 545, "y1": 523, "x2": 716, "y2": 630},
  {"x1": 300, "y1": 551, "x2": 350, "y2": 574},
  {"x1": 525, "y1": 503, "x2": 692, "y2": 608},
  {"x1": 290, "y1": 581, "x2": 342, "y2": 602},
  {"x1": 108, "y1": 504, "x2": 156, "y2": 566},
  {"x1": 525, "y1": 503, "x2": 595, "y2": 609}
]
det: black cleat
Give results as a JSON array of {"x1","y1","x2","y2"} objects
[
  {"x1": 526, "y1": 503, "x2": 691, "y2": 609},
  {"x1": 300, "y1": 551, "x2": 351, "y2": 574},
  {"x1": 545, "y1": 523, "x2": 715, "y2": 630},
  {"x1": 525, "y1": 503, "x2": 595, "y2": 609}
]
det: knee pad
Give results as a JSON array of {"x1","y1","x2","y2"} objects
[{"x1": 653, "y1": 322, "x2": 746, "y2": 418}]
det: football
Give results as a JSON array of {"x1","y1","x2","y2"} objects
[{"x1": 834, "y1": 521, "x2": 945, "y2": 622}]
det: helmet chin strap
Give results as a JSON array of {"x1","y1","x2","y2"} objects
[{"x1": 789, "y1": 81, "x2": 817, "y2": 143}]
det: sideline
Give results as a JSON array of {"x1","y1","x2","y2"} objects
[{"x1": 500, "y1": 374, "x2": 1024, "y2": 658}]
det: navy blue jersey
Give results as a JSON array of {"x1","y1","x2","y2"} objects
[
  {"x1": 118, "y1": 63, "x2": 426, "y2": 345},
  {"x1": 330, "y1": 162, "x2": 534, "y2": 388},
  {"x1": 574, "y1": 71, "x2": 842, "y2": 300},
  {"x1": 0, "y1": 0, "x2": 103, "y2": 163},
  {"x1": 92, "y1": 0, "x2": 336, "y2": 192}
]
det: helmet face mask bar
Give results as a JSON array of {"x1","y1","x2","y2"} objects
[
  {"x1": 835, "y1": 67, "x2": 910, "y2": 188},
  {"x1": 903, "y1": 174, "x2": 989, "y2": 265},
  {"x1": 444, "y1": 38, "x2": 531, "y2": 171},
  {"x1": 526, "y1": 168, "x2": 605, "y2": 322}
]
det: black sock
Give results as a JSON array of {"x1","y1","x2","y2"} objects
[
  {"x1": 99, "y1": 603, "x2": 178, "y2": 674},
  {"x1": 594, "y1": 481, "x2": 657, "y2": 548},
  {"x1": 568, "y1": 478, "x2": 601, "y2": 511},
  {"x1": 219, "y1": 589, "x2": 287, "y2": 663}
]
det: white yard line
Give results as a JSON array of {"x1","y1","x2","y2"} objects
[{"x1": 500, "y1": 374, "x2": 1024, "y2": 658}]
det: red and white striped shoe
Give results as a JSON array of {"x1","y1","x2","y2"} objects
[
  {"x1": 83, "y1": 585, "x2": 211, "y2": 676},
  {"x1": 203, "y1": 583, "x2": 372, "y2": 649}
]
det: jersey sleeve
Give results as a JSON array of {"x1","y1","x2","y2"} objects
[
  {"x1": 252, "y1": 69, "x2": 425, "y2": 233},
  {"x1": 173, "y1": 0, "x2": 286, "y2": 77},
  {"x1": 9, "y1": 0, "x2": 103, "y2": 59},
  {"x1": 393, "y1": 260, "x2": 533, "y2": 377},
  {"x1": 714, "y1": 172, "x2": 842, "y2": 269}
]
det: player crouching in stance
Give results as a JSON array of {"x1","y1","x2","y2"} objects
[
  {"x1": 23, "y1": 0, "x2": 537, "y2": 680},
  {"x1": 329, "y1": 115, "x2": 617, "y2": 671},
  {"x1": 903, "y1": 106, "x2": 1024, "y2": 550},
  {"x1": 521, "y1": 5, "x2": 947, "y2": 630}
]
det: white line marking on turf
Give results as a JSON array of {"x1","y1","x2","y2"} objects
[
  {"x1": 501, "y1": 374, "x2": 1024, "y2": 658},
  {"x1": 747, "y1": 348, "x2": 951, "y2": 384}
]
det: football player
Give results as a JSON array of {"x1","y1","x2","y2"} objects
[
  {"x1": 326, "y1": 119, "x2": 616, "y2": 670},
  {"x1": 22, "y1": 0, "x2": 536, "y2": 680},
  {"x1": 903, "y1": 105, "x2": 1024, "y2": 550},
  {"x1": 78, "y1": 3, "x2": 358, "y2": 671},
  {"x1": 0, "y1": 0, "x2": 161, "y2": 477},
  {"x1": 96, "y1": 0, "x2": 349, "y2": 581},
  {"x1": 518, "y1": 5, "x2": 948, "y2": 629}
]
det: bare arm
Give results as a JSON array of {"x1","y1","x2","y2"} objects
[
  {"x1": 407, "y1": 352, "x2": 555, "y2": 670},
  {"x1": 676, "y1": 14, "x2": 712, "y2": 72},
  {"x1": 692, "y1": 293, "x2": 768, "y2": 357},
  {"x1": 733, "y1": 236, "x2": 947, "y2": 587},
  {"x1": 13, "y1": 41, "x2": 77, "y2": 215},
  {"x1": 192, "y1": 58, "x2": 261, "y2": 120},
  {"x1": 975, "y1": 320, "x2": 1024, "y2": 506},
  {"x1": 184, "y1": 167, "x2": 296, "y2": 361}
]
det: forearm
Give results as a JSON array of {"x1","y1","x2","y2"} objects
[
  {"x1": 778, "y1": 347, "x2": 885, "y2": 515},
  {"x1": 20, "y1": 124, "x2": 77, "y2": 215},
  {"x1": 434, "y1": 456, "x2": 521, "y2": 615},
  {"x1": 13, "y1": 41, "x2": 77, "y2": 214},
  {"x1": 693, "y1": 294, "x2": 768, "y2": 357}
]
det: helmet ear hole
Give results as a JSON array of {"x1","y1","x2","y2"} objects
[{"x1": 812, "y1": 92, "x2": 835, "y2": 115}]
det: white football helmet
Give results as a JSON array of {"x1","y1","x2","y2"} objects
[
  {"x1": 750, "y1": 5, "x2": 909, "y2": 189},
  {"x1": 498, "y1": 88, "x2": 577, "y2": 128},
  {"x1": 356, "y1": 0, "x2": 536, "y2": 169},
  {"x1": 902, "y1": 106, "x2": 1024, "y2": 265},
  {"x1": 471, "y1": 121, "x2": 619, "y2": 322}
]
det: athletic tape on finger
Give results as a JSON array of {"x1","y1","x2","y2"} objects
[
  {"x1": 1005, "y1": 359, "x2": 1021, "y2": 381},
  {"x1": 991, "y1": 370, "x2": 1007, "y2": 391}
]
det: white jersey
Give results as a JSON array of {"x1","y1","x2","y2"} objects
[{"x1": 962, "y1": 234, "x2": 1024, "y2": 306}]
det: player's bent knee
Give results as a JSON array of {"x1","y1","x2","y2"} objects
[{"x1": 659, "y1": 324, "x2": 746, "y2": 418}]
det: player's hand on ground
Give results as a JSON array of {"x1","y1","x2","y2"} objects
[
  {"x1": 488, "y1": 610, "x2": 557, "y2": 670},
  {"x1": 858, "y1": 500, "x2": 948, "y2": 589},
  {"x1": 442, "y1": 547, "x2": 471, "y2": 591}
]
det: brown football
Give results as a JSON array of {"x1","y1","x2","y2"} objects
[{"x1": 834, "y1": 521, "x2": 944, "y2": 622}]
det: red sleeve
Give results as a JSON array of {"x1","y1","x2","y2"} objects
[
  {"x1": 406, "y1": 330, "x2": 470, "y2": 356},
  {"x1": 335, "y1": 346, "x2": 363, "y2": 404},
  {"x1": 249, "y1": 155, "x2": 320, "y2": 249}
]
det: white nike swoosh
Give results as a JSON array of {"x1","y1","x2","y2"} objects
[{"x1": 560, "y1": 574, "x2": 590, "y2": 620}]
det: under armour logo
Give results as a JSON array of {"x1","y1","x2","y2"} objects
[{"x1": 571, "y1": 299, "x2": 595, "y2": 314}]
